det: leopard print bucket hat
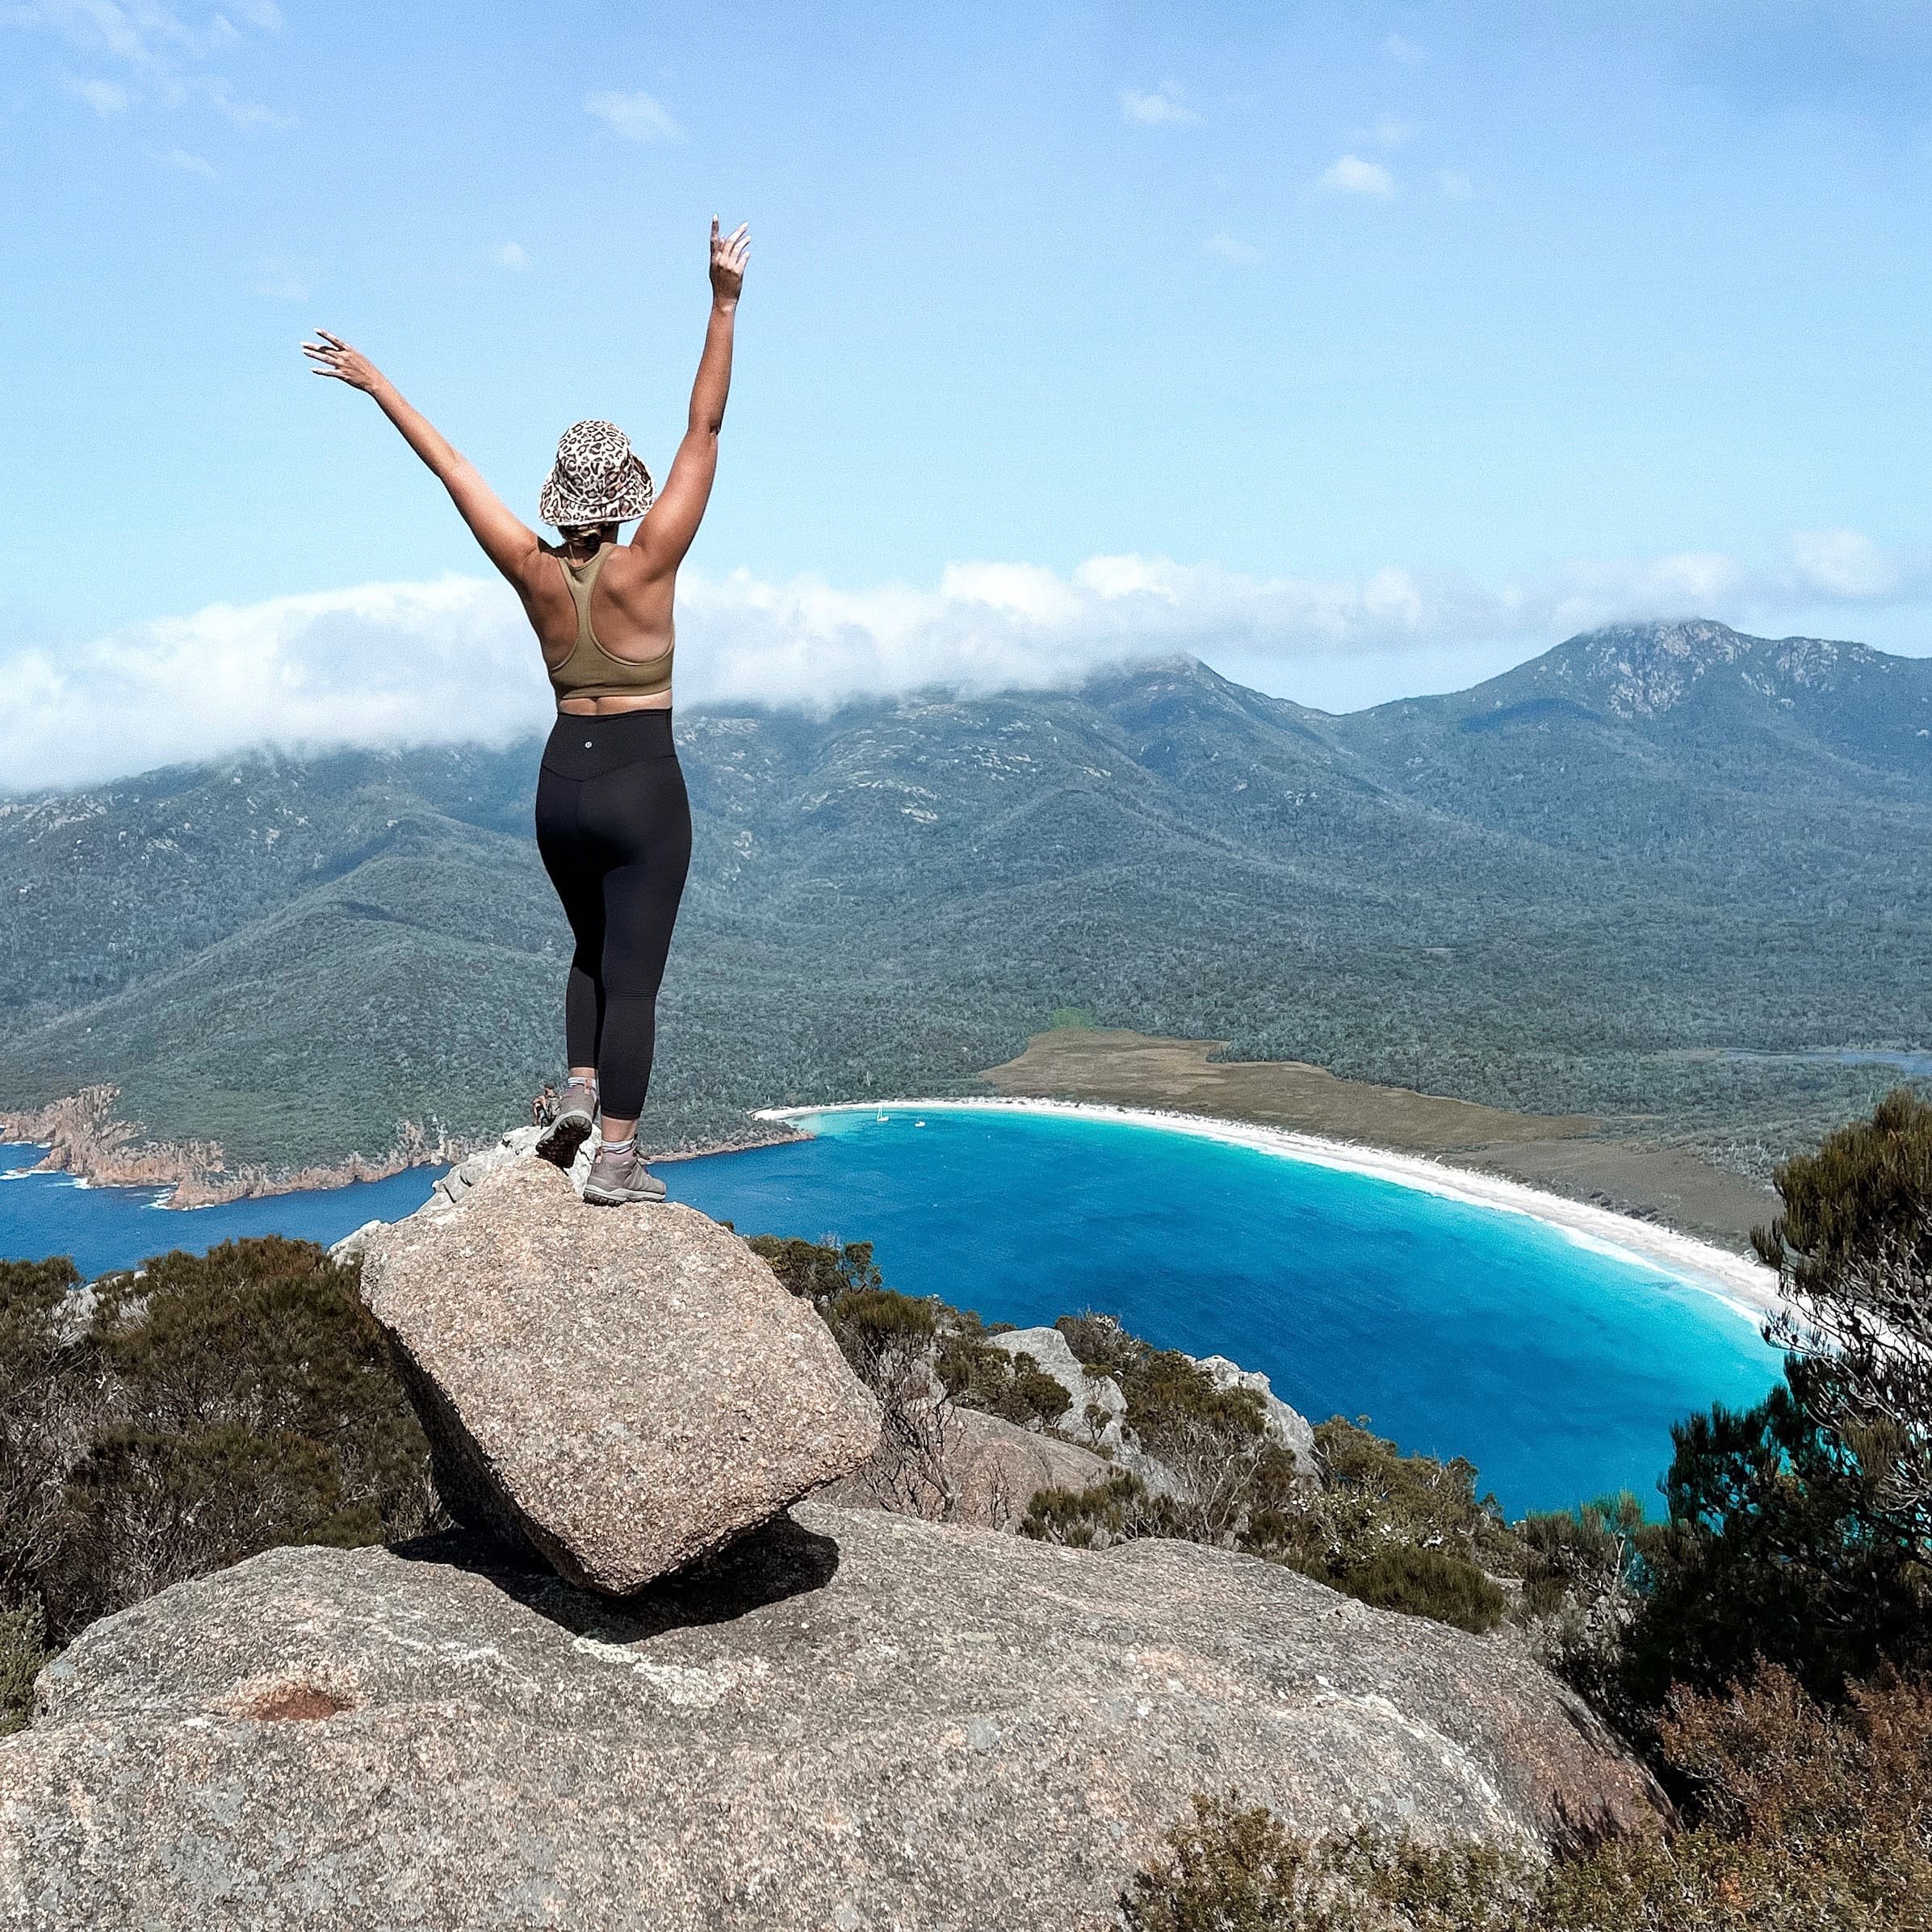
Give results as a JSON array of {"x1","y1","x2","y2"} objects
[{"x1": 539, "y1": 419, "x2": 656, "y2": 528}]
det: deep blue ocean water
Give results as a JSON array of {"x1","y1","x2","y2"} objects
[
  {"x1": 664, "y1": 1106, "x2": 1783, "y2": 1517},
  {"x1": 4, "y1": 1105, "x2": 1783, "y2": 1516},
  {"x1": 0, "y1": 1142, "x2": 447, "y2": 1279}
]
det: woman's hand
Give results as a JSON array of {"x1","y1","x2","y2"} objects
[
  {"x1": 301, "y1": 330, "x2": 386, "y2": 393},
  {"x1": 709, "y1": 218, "x2": 749, "y2": 307}
]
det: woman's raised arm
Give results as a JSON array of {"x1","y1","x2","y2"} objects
[
  {"x1": 633, "y1": 218, "x2": 749, "y2": 576},
  {"x1": 302, "y1": 331, "x2": 541, "y2": 585}
]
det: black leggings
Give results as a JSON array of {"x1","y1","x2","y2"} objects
[{"x1": 533, "y1": 709, "x2": 692, "y2": 1119}]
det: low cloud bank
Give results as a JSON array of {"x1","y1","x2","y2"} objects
[{"x1": 2, "y1": 534, "x2": 1924, "y2": 792}]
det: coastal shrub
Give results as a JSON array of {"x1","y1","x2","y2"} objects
[
  {"x1": 2, "y1": 1238, "x2": 435, "y2": 1642},
  {"x1": 1756, "y1": 1087, "x2": 1932, "y2": 1533},
  {"x1": 1054, "y1": 1310, "x2": 1142, "y2": 1380},
  {"x1": 1119, "y1": 1790, "x2": 1317, "y2": 1930},
  {"x1": 1120, "y1": 1790, "x2": 1539, "y2": 1930},
  {"x1": 1518, "y1": 1492, "x2": 1651, "y2": 1620},
  {"x1": 1335, "y1": 1545, "x2": 1507, "y2": 1637},
  {"x1": 1618, "y1": 1368, "x2": 1932, "y2": 1713},
  {"x1": 0, "y1": 1603, "x2": 48, "y2": 1737},
  {"x1": 934, "y1": 1319, "x2": 1073, "y2": 1430},
  {"x1": 746, "y1": 1233, "x2": 882, "y2": 1304},
  {"x1": 1022, "y1": 1471, "x2": 1185, "y2": 1548},
  {"x1": 1124, "y1": 1670, "x2": 1932, "y2": 1930},
  {"x1": 750, "y1": 1233, "x2": 1075, "y2": 1431},
  {"x1": 1618, "y1": 1092, "x2": 1932, "y2": 1715},
  {"x1": 0, "y1": 1255, "x2": 100, "y2": 1618},
  {"x1": 1243, "y1": 1419, "x2": 1524, "y2": 1632}
]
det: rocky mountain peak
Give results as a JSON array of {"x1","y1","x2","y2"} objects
[{"x1": 1539, "y1": 618, "x2": 1863, "y2": 720}]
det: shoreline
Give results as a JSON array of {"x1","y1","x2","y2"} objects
[
  {"x1": 0, "y1": 1087, "x2": 452, "y2": 1209},
  {"x1": 754, "y1": 1096, "x2": 1787, "y2": 1323}
]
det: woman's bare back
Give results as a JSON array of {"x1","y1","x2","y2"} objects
[{"x1": 524, "y1": 543, "x2": 679, "y2": 714}]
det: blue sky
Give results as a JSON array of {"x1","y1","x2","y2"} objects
[{"x1": 2, "y1": 1, "x2": 1930, "y2": 781}]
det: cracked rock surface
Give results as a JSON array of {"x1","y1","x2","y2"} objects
[{"x1": 2, "y1": 1502, "x2": 1666, "y2": 1931}]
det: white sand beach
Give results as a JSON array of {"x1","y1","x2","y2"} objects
[{"x1": 756, "y1": 1096, "x2": 1787, "y2": 1326}]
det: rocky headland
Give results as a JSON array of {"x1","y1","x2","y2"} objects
[
  {"x1": 0, "y1": 1134, "x2": 1670, "y2": 1929},
  {"x1": 0, "y1": 1084, "x2": 450, "y2": 1208}
]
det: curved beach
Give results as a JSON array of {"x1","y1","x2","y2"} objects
[{"x1": 757, "y1": 1096, "x2": 1786, "y2": 1323}]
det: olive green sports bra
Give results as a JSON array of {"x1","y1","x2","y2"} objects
[{"x1": 547, "y1": 543, "x2": 673, "y2": 702}]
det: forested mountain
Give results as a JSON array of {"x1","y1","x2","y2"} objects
[{"x1": 1, "y1": 620, "x2": 1926, "y2": 1176}]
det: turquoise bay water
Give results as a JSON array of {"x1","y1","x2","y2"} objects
[
  {"x1": 0, "y1": 1142, "x2": 447, "y2": 1280},
  {"x1": 2, "y1": 1106, "x2": 1783, "y2": 1516},
  {"x1": 663, "y1": 1106, "x2": 1783, "y2": 1516}
]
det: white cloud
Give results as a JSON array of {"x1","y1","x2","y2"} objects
[
  {"x1": 1121, "y1": 84, "x2": 1199, "y2": 127},
  {"x1": 1320, "y1": 154, "x2": 1396, "y2": 199},
  {"x1": 1359, "y1": 114, "x2": 1413, "y2": 145},
  {"x1": 584, "y1": 89, "x2": 681, "y2": 143},
  {"x1": 5, "y1": 534, "x2": 1925, "y2": 790},
  {"x1": 1438, "y1": 169, "x2": 1473, "y2": 199},
  {"x1": 1790, "y1": 526, "x2": 1902, "y2": 598},
  {"x1": 65, "y1": 74, "x2": 128, "y2": 115},
  {"x1": 154, "y1": 145, "x2": 215, "y2": 177},
  {"x1": 1202, "y1": 231, "x2": 1263, "y2": 265},
  {"x1": 1385, "y1": 34, "x2": 1425, "y2": 65},
  {"x1": 25, "y1": 1, "x2": 283, "y2": 123},
  {"x1": 492, "y1": 241, "x2": 531, "y2": 271}
]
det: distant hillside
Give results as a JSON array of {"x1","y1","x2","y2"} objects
[{"x1": 1, "y1": 620, "x2": 1927, "y2": 1180}]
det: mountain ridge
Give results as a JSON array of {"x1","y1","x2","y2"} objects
[{"x1": 1, "y1": 619, "x2": 1926, "y2": 1188}]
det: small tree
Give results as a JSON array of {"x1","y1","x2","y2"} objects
[
  {"x1": 1757, "y1": 1088, "x2": 1932, "y2": 1536},
  {"x1": 1624, "y1": 1092, "x2": 1932, "y2": 1710}
]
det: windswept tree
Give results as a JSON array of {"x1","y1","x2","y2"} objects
[
  {"x1": 1758, "y1": 1088, "x2": 1932, "y2": 1535},
  {"x1": 1624, "y1": 1091, "x2": 1932, "y2": 1708}
]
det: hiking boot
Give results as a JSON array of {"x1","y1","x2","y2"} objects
[
  {"x1": 582, "y1": 1141, "x2": 668, "y2": 1205},
  {"x1": 535, "y1": 1078, "x2": 598, "y2": 1170}
]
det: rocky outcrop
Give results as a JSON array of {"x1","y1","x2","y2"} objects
[
  {"x1": 356, "y1": 1159, "x2": 880, "y2": 1592},
  {"x1": 1, "y1": 1502, "x2": 1666, "y2": 1931},
  {"x1": 821, "y1": 1402, "x2": 1114, "y2": 1530},
  {"x1": 986, "y1": 1324, "x2": 1128, "y2": 1450},
  {"x1": 983, "y1": 1325, "x2": 1320, "y2": 1490},
  {"x1": 1195, "y1": 1352, "x2": 1322, "y2": 1479},
  {"x1": 0, "y1": 1084, "x2": 448, "y2": 1209}
]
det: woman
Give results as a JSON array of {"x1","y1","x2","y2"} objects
[{"x1": 304, "y1": 217, "x2": 750, "y2": 1205}]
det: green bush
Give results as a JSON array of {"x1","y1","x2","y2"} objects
[
  {"x1": 750, "y1": 1233, "x2": 1075, "y2": 1431},
  {"x1": 2, "y1": 1238, "x2": 435, "y2": 1644},
  {"x1": 1124, "y1": 1670, "x2": 1932, "y2": 1930},
  {"x1": 1121, "y1": 1790, "x2": 1538, "y2": 1931},
  {"x1": 1023, "y1": 1471, "x2": 1184, "y2": 1549},
  {"x1": 1618, "y1": 1092, "x2": 1932, "y2": 1716},
  {"x1": 1054, "y1": 1310, "x2": 1143, "y2": 1380},
  {"x1": 1337, "y1": 1544, "x2": 1507, "y2": 1637},
  {"x1": 0, "y1": 1603, "x2": 47, "y2": 1737},
  {"x1": 1620, "y1": 1373, "x2": 1932, "y2": 1714},
  {"x1": 0, "y1": 1255, "x2": 97, "y2": 1616},
  {"x1": 1518, "y1": 1492, "x2": 1651, "y2": 1620},
  {"x1": 746, "y1": 1234, "x2": 882, "y2": 1304}
]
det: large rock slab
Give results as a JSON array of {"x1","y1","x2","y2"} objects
[
  {"x1": 357, "y1": 1159, "x2": 879, "y2": 1592},
  {"x1": 0, "y1": 1504, "x2": 1667, "y2": 1930}
]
